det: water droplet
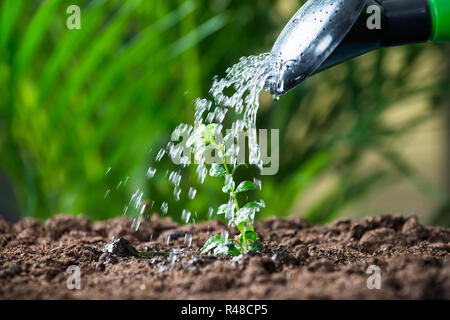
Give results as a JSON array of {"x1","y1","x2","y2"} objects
[
  {"x1": 181, "y1": 209, "x2": 191, "y2": 224},
  {"x1": 161, "y1": 202, "x2": 168, "y2": 215},
  {"x1": 130, "y1": 189, "x2": 143, "y2": 209},
  {"x1": 168, "y1": 250, "x2": 177, "y2": 264},
  {"x1": 131, "y1": 218, "x2": 141, "y2": 231},
  {"x1": 146, "y1": 166, "x2": 156, "y2": 178},
  {"x1": 173, "y1": 187, "x2": 181, "y2": 201},
  {"x1": 220, "y1": 230, "x2": 229, "y2": 242},
  {"x1": 184, "y1": 234, "x2": 192, "y2": 247},
  {"x1": 188, "y1": 187, "x2": 197, "y2": 200},
  {"x1": 156, "y1": 148, "x2": 165, "y2": 162},
  {"x1": 208, "y1": 207, "x2": 214, "y2": 219},
  {"x1": 149, "y1": 52, "x2": 274, "y2": 237},
  {"x1": 253, "y1": 178, "x2": 262, "y2": 190}
]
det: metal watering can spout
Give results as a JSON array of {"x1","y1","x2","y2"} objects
[{"x1": 267, "y1": 0, "x2": 450, "y2": 96}]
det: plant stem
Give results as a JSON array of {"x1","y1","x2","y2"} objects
[
  {"x1": 220, "y1": 145, "x2": 248, "y2": 253},
  {"x1": 221, "y1": 149, "x2": 240, "y2": 212},
  {"x1": 241, "y1": 228, "x2": 248, "y2": 254}
]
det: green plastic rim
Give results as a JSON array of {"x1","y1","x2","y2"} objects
[{"x1": 428, "y1": 0, "x2": 450, "y2": 42}]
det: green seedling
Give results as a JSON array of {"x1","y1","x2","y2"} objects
[{"x1": 188, "y1": 123, "x2": 265, "y2": 256}]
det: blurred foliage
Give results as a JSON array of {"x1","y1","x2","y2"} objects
[{"x1": 0, "y1": 0, "x2": 449, "y2": 226}]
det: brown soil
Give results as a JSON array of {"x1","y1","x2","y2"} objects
[{"x1": 0, "y1": 214, "x2": 449, "y2": 299}]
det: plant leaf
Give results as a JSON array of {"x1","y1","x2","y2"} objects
[
  {"x1": 222, "y1": 183, "x2": 233, "y2": 194},
  {"x1": 211, "y1": 241, "x2": 240, "y2": 256},
  {"x1": 201, "y1": 233, "x2": 240, "y2": 256},
  {"x1": 234, "y1": 207, "x2": 254, "y2": 227},
  {"x1": 209, "y1": 163, "x2": 226, "y2": 177},
  {"x1": 227, "y1": 244, "x2": 241, "y2": 256},
  {"x1": 202, "y1": 123, "x2": 216, "y2": 144},
  {"x1": 235, "y1": 180, "x2": 256, "y2": 193},
  {"x1": 200, "y1": 234, "x2": 222, "y2": 254},
  {"x1": 245, "y1": 230, "x2": 258, "y2": 241},
  {"x1": 244, "y1": 200, "x2": 265, "y2": 209},
  {"x1": 237, "y1": 219, "x2": 248, "y2": 233},
  {"x1": 217, "y1": 203, "x2": 228, "y2": 215},
  {"x1": 231, "y1": 163, "x2": 248, "y2": 175},
  {"x1": 250, "y1": 239, "x2": 263, "y2": 252},
  {"x1": 213, "y1": 243, "x2": 229, "y2": 255}
]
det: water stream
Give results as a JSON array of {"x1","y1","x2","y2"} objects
[{"x1": 129, "y1": 52, "x2": 282, "y2": 232}]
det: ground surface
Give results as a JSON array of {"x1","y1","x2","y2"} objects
[{"x1": 0, "y1": 214, "x2": 449, "y2": 299}]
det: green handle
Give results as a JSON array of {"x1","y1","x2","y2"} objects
[{"x1": 429, "y1": 0, "x2": 450, "y2": 42}]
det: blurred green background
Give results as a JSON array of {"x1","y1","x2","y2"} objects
[{"x1": 0, "y1": 0, "x2": 449, "y2": 226}]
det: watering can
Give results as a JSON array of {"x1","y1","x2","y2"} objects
[{"x1": 267, "y1": 0, "x2": 450, "y2": 96}]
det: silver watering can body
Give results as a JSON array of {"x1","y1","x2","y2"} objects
[{"x1": 267, "y1": 0, "x2": 443, "y2": 96}]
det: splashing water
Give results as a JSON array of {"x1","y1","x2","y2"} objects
[
  {"x1": 208, "y1": 53, "x2": 279, "y2": 128},
  {"x1": 161, "y1": 202, "x2": 168, "y2": 215},
  {"x1": 184, "y1": 233, "x2": 192, "y2": 248},
  {"x1": 127, "y1": 52, "x2": 280, "y2": 228},
  {"x1": 165, "y1": 234, "x2": 171, "y2": 245},
  {"x1": 181, "y1": 209, "x2": 191, "y2": 224},
  {"x1": 187, "y1": 53, "x2": 281, "y2": 187},
  {"x1": 146, "y1": 167, "x2": 156, "y2": 178},
  {"x1": 187, "y1": 187, "x2": 197, "y2": 200}
]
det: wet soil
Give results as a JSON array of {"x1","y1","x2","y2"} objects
[{"x1": 0, "y1": 214, "x2": 449, "y2": 299}]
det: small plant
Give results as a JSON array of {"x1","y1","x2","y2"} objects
[{"x1": 187, "y1": 123, "x2": 265, "y2": 256}]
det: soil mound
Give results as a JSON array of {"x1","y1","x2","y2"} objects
[{"x1": 0, "y1": 214, "x2": 449, "y2": 299}]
